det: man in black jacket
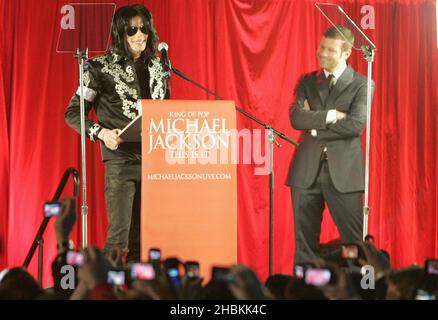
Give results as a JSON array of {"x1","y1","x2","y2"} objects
[
  {"x1": 287, "y1": 26, "x2": 373, "y2": 265},
  {"x1": 65, "y1": 4, "x2": 170, "y2": 263}
]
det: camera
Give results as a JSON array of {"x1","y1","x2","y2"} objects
[
  {"x1": 107, "y1": 270, "x2": 126, "y2": 286},
  {"x1": 65, "y1": 251, "x2": 84, "y2": 267},
  {"x1": 149, "y1": 248, "x2": 161, "y2": 262},
  {"x1": 184, "y1": 261, "x2": 200, "y2": 279},
  {"x1": 425, "y1": 259, "x2": 438, "y2": 275},
  {"x1": 44, "y1": 201, "x2": 61, "y2": 218},
  {"x1": 341, "y1": 244, "x2": 359, "y2": 259},
  {"x1": 167, "y1": 268, "x2": 181, "y2": 288},
  {"x1": 130, "y1": 263, "x2": 155, "y2": 281},
  {"x1": 304, "y1": 268, "x2": 333, "y2": 287},
  {"x1": 164, "y1": 258, "x2": 182, "y2": 288},
  {"x1": 212, "y1": 267, "x2": 234, "y2": 283}
]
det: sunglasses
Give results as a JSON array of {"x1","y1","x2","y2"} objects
[{"x1": 126, "y1": 25, "x2": 148, "y2": 37}]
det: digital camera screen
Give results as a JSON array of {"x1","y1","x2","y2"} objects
[
  {"x1": 212, "y1": 267, "x2": 234, "y2": 282},
  {"x1": 44, "y1": 202, "x2": 61, "y2": 217},
  {"x1": 186, "y1": 264, "x2": 200, "y2": 278},
  {"x1": 66, "y1": 251, "x2": 84, "y2": 266},
  {"x1": 167, "y1": 268, "x2": 181, "y2": 288},
  {"x1": 149, "y1": 249, "x2": 161, "y2": 261},
  {"x1": 168, "y1": 268, "x2": 179, "y2": 278},
  {"x1": 131, "y1": 263, "x2": 155, "y2": 281},
  {"x1": 304, "y1": 269, "x2": 331, "y2": 286},
  {"x1": 294, "y1": 266, "x2": 305, "y2": 279},
  {"x1": 107, "y1": 271, "x2": 125, "y2": 286},
  {"x1": 415, "y1": 289, "x2": 436, "y2": 300}
]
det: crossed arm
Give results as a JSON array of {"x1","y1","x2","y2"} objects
[{"x1": 290, "y1": 78, "x2": 371, "y2": 140}]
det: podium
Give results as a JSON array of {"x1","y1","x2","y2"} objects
[{"x1": 125, "y1": 100, "x2": 237, "y2": 281}]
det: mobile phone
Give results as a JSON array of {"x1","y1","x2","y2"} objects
[
  {"x1": 130, "y1": 263, "x2": 155, "y2": 281},
  {"x1": 212, "y1": 267, "x2": 234, "y2": 282},
  {"x1": 185, "y1": 261, "x2": 200, "y2": 279},
  {"x1": 107, "y1": 270, "x2": 126, "y2": 286},
  {"x1": 425, "y1": 259, "x2": 438, "y2": 275},
  {"x1": 304, "y1": 268, "x2": 333, "y2": 287},
  {"x1": 164, "y1": 258, "x2": 182, "y2": 288},
  {"x1": 341, "y1": 244, "x2": 359, "y2": 259},
  {"x1": 149, "y1": 248, "x2": 161, "y2": 262},
  {"x1": 44, "y1": 201, "x2": 62, "y2": 218},
  {"x1": 166, "y1": 267, "x2": 182, "y2": 288},
  {"x1": 66, "y1": 251, "x2": 84, "y2": 267}
]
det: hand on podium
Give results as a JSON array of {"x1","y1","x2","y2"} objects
[{"x1": 98, "y1": 128, "x2": 123, "y2": 150}]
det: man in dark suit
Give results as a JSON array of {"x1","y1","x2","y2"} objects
[{"x1": 287, "y1": 26, "x2": 373, "y2": 265}]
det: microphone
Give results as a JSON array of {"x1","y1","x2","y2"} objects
[{"x1": 158, "y1": 42, "x2": 171, "y2": 79}]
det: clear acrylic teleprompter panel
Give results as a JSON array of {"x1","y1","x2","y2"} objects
[
  {"x1": 56, "y1": 3, "x2": 116, "y2": 53},
  {"x1": 315, "y1": 3, "x2": 376, "y2": 51}
]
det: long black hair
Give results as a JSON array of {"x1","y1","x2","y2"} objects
[{"x1": 111, "y1": 4, "x2": 159, "y2": 60}]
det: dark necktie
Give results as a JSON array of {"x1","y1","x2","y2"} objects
[{"x1": 327, "y1": 74, "x2": 335, "y2": 93}]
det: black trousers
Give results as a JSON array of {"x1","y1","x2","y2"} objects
[
  {"x1": 103, "y1": 159, "x2": 141, "y2": 263},
  {"x1": 291, "y1": 159, "x2": 363, "y2": 265}
]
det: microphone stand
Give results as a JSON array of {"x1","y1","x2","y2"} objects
[
  {"x1": 361, "y1": 45, "x2": 375, "y2": 239},
  {"x1": 171, "y1": 67, "x2": 298, "y2": 276},
  {"x1": 74, "y1": 48, "x2": 89, "y2": 249}
]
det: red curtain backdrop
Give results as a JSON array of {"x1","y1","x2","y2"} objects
[{"x1": 1, "y1": 0, "x2": 437, "y2": 287}]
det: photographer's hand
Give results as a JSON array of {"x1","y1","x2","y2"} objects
[
  {"x1": 313, "y1": 259, "x2": 352, "y2": 300},
  {"x1": 228, "y1": 265, "x2": 273, "y2": 300},
  {"x1": 181, "y1": 275, "x2": 203, "y2": 299},
  {"x1": 55, "y1": 197, "x2": 77, "y2": 254},
  {"x1": 106, "y1": 246, "x2": 123, "y2": 268},
  {"x1": 356, "y1": 241, "x2": 387, "y2": 276},
  {"x1": 69, "y1": 281, "x2": 90, "y2": 300},
  {"x1": 77, "y1": 247, "x2": 111, "y2": 291},
  {"x1": 125, "y1": 280, "x2": 162, "y2": 300}
]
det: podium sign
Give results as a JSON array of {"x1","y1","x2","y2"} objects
[{"x1": 141, "y1": 100, "x2": 237, "y2": 280}]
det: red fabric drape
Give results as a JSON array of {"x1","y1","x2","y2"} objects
[
  {"x1": 0, "y1": 0, "x2": 9, "y2": 269},
  {"x1": 1, "y1": 0, "x2": 437, "y2": 287}
]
